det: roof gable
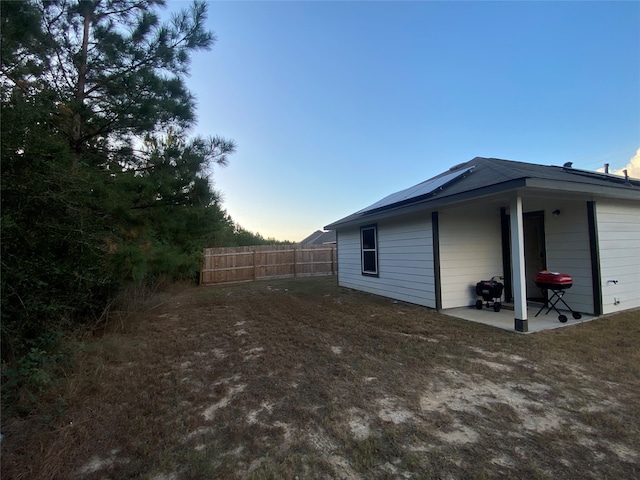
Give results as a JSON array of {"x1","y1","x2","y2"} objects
[{"x1": 299, "y1": 230, "x2": 336, "y2": 245}]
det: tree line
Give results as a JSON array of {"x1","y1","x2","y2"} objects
[{"x1": 1, "y1": 0, "x2": 288, "y2": 363}]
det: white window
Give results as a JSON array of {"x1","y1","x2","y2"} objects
[{"x1": 361, "y1": 225, "x2": 378, "y2": 276}]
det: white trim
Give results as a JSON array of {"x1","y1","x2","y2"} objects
[
  {"x1": 510, "y1": 195, "x2": 528, "y2": 325},
  {"x1": 360, "y1": 225, "x2": 378, "y2": 275}
]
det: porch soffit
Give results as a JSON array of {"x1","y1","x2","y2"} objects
[{"x1": 525, "y1": 178, "x2": 640, "y2": 201}]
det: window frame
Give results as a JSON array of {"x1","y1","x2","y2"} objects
[{"x1": 360, "y1": 224, "x2": 379, "y2": 276}]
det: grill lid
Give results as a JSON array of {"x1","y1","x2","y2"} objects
[{"x1": 535, "y1": 270, "x2": 573, "y2": 287}]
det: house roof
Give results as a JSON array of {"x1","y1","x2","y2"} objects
[
  {"x1": 325, "y1": 157, "x2": 640, "y2": 230},
  {"x1": 299, "y1": 230, "x2": 336, "y2": 245}
]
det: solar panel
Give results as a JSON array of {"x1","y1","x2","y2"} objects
[{"x1": 356, "y1": 166, "x2": 474, "y2": 214}]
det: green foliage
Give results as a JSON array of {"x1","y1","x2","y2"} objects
[
  {"x1": 0, "y1": 84, "x2": 117, "y2": 360},
  {"x1": 14, "y1": 346, "x2": 58, "y2": 393},
  {"x1": 231, "y1": 225, "x2": 295, "y2": 247},
  {"x1": 0, "y1": 0, "x2": 288, "y2": 380},
  {"x1": 1, "y1": 332, "x2": 70, "y2": 414},
  {"x1": 97, "y1": 130, "x2": 238, "y2": 282},
  {"x1": 1, "y1": 1, "x2": 219, "y2": 353},
  {"x1": 33, "y1": 0, "x2": 214, "y2": 159}
]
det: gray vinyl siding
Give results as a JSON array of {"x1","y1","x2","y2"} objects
[
  {"x1": 438, "y1": 205, "x2": 503, "y2": 309},
  {"x1": 595, "y1": 201, "x2": 640, "y2": 315},
  {"x1": 336, "y1": 214, "x2": 436, "y2": 307},
  {"x1": 542, "y1": 200, "x2": 594, "y2": 314}
]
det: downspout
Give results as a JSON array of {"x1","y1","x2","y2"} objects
[
  {"x1": 432, "y1": 211, "x2": 442, "y2": 310},
  {"x1": 587, "y1": 201, "x2": 602, "y2": 315}
]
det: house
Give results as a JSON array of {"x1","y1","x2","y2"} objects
[
  {"x1": 299, "y1": 230, "x2": 336, "y2": 246},
  {"x1": 324, "y1": 157, "x2": 640, "y2": 332}
]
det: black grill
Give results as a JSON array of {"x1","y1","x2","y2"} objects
[{"x1": 475, "y1": 276, "x2": 504, "y2": 312}]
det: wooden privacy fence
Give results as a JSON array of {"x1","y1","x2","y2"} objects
[{"x1": 200, "y1": 244, "x2": 337, "y2": 285}]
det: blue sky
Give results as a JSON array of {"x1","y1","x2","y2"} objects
[{"x1": 169, "y1": 1, "x2": 639, "y2": 242}]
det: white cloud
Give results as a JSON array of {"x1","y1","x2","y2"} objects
[
  {"x1": 597, "y1": 148, "x2": 640, "y2": 179},
  {"x1": 619, "y1": 148, "x2": 640, "y2": 179}
]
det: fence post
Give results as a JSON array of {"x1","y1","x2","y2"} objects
[
  {"x1": 253, "y1": 249, "x2": 257, "y2": 281},
  {"x1": 331, "y1": 246, "x2": 335, "y2": 275},
  {"x1": 200, "y1": 248, "x2": 205, "y2": 284},
  {"x1": 293, "y1": 246, "x2": 297, "y2": 277}
]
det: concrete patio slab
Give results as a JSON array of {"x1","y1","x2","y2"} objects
[{"x1": 442, "y1": 303, "x2": 597, "y2": 333}]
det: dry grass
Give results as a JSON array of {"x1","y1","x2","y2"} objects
[{"x1": 2, "y1": 276, "x2": 639, "y2": 479}]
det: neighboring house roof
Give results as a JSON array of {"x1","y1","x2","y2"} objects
[
  {"x1": 299, "y1": 230, "x2": 336, "y2": 245},
  {"x1": 325, "y1": 157, "x2": 640, "y2": 230}
]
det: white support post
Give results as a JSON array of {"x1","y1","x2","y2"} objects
[{"x1": 510, "y1": 195, "x2": 528, "y2": 332}]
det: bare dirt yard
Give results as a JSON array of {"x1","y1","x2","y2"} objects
[{"x1": 3, "y1": 276, "x2": 640, "y2": 479}]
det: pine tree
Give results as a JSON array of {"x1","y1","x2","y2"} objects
[
  {"x1": 32, "y1": 0, "x2": 214, "y2": 165},
  {"x1": 1, "y1": 0, "x2": 235, "y2": 360}
]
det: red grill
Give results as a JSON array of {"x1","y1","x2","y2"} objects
[
  {"x1": 535, "y1": 271, "x2": 573, "y2": 290},
  {"x1": 534, "y1": 270, "x2": 582, "y2": 323}
]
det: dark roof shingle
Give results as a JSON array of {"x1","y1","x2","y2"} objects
[{"x1": 325, "y1": 157, "x2": 639, "y2": 229}]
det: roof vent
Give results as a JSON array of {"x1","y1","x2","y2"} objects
[
  {"x1": 448, "y1": 162, "x2": 467, "y2": 171},
  {"x1": 563, "y1": 162, "x2": 573, "y2": 168}
]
